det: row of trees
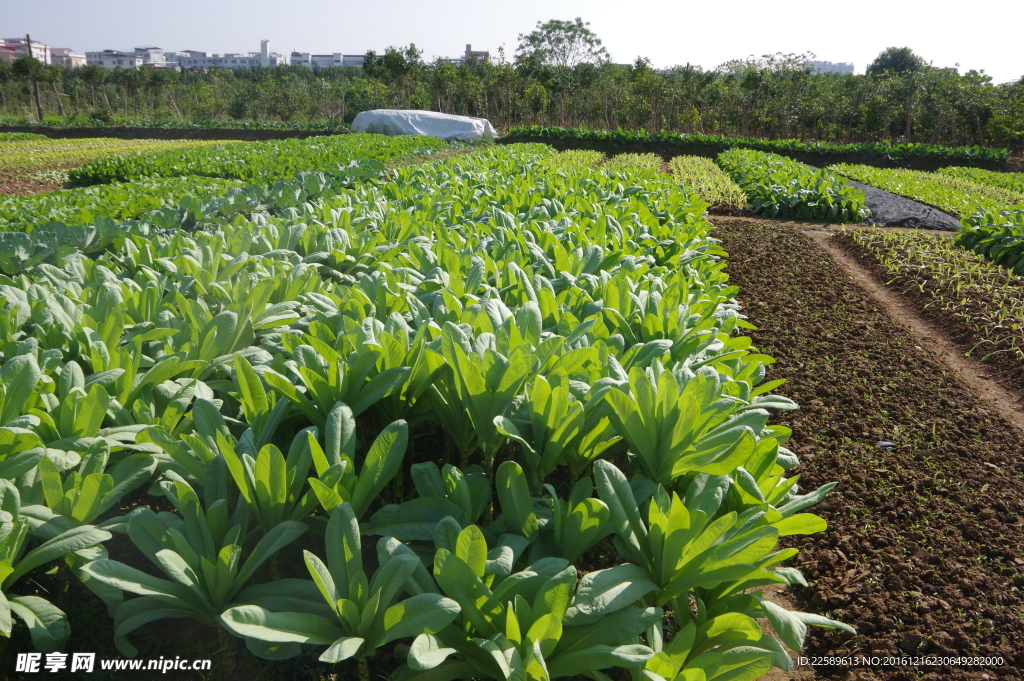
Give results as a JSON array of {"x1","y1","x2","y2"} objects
[{"x1": 0, "y1": 21, "x2": 1021, "y2": 150}]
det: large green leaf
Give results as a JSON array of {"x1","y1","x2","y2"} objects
[
  {"x1": 0, "y1": 354, "x2": 41, "y2": 427},
  {"x1": 350, "y1": 420, "x2": 408, "y2": 517},
  {"x1": 8, "y1": 596, "x2": 69, "y2": 653},
  {"x1": 547, "y1": 643, "x2": 653, "y2": 677},
  {"x1": 378, "y1": 594, "x2": 461, "y2": 646},
  {"x1": 8, "y1": 526, "x2": 111, "y2": 587},
  {"x1": 495, "y1": 461, "x2": 538, "y2": 541},
  {"x1": 219, "y1": 605, "x2": 343, "y2": 644}
]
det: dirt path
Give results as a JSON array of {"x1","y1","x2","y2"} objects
[
  {"x1": 807, "y1": 231, "x2": 1024, "y2": 435},
  {"x1": 715, "y1": 217, "x2": 1024, "y2": 681}
]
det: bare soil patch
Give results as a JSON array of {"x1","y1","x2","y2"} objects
[{"x1": 0, "y1": 173, "x2": 62, "y2": 195}]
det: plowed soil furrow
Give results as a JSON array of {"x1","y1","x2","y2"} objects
[{"x1": 714, "y1": 218, "x2": 1024, "y2": 681}]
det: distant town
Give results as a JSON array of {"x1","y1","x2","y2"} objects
[
  {"x1": 0, "y1": 37, "x2": 491, "y2": 70},
  {"x1": 1, "y1": 36, "x2": 856, "y2": 75}
]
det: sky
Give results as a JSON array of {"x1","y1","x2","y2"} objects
[{"x1": 5, "y1": 0, "x2": 1023, "y2": 84}]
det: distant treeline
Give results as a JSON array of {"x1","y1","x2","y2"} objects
[{"x1": 1, "y1": 48, "x2": 1022, "y2": 151}]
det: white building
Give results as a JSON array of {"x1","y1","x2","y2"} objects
[
  {"x1": 50, "y1": 47, "x2": 86, "y2": 68},
  {"x1": 290, "y1": 52, "x2": 363, "y2": 68},
  {"x1": 806, "y1": 60, "x2": 855, "y2": 75},
  {"x1": 3, "y1": 37, "x2": 50, "y2": 64},
  {"x1": 86, "y1": 50, "x2": 143, "y2": 69},
  {"x1": 133, "y1": 47, "x2": 166, "y2": 67},
  {"x1": 292, "y1": 43, "x2": 488, "y2": 70},
  {"x1": 171, "y1": 41, "x2": 283, "y2": 69}
]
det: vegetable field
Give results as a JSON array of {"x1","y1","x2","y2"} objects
[
  {"x1": 0, "y1": 138, "x2": 235, "y2": 195},
  {"x1": 0, "y1": 138, "x2": 236, "y2": 177},
  {"x1": 66, "y1": 134, "x2": 449, "y2": 186},
  {"x1": 0, "y1": 132, "x2": 1021, "y2": 681}
]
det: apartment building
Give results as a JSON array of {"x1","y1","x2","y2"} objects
[
  {"x1": 50, "y1": 47, "x2": 87, "y2": 67},
  {"x1": 293, "y1": 44, "x2": 488, "y2": 70},
  {"x1": 290, "y1": 52, "x2": 367, "y2": 68},
  {"x1": 2, "y1": 37, "x2": 50, "y2": 63},
  {"x1": 461, "y1": 44, "x2": 489, "y2": 64},
  {"x1": 85, "y1": 50, "x2": 143, "y2": 69},
  {"x1": 171, "y1": 40, "x2": 283, "y2": 69}
]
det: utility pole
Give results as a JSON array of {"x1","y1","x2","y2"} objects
[{"x1": 26, "y1": 33, "x2": 44, "y2": 122}]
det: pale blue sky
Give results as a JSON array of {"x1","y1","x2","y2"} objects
[{"x1": 6, "y1": 0, "x2": 1023, "y2": 84}]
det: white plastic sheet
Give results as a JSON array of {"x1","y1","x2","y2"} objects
[{"x1": 350, "y1": 109, "x2": 498, "y2": 141}]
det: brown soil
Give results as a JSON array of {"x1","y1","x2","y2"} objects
[
  {"x1": 0, "y1": 173, "x2": 62, "y2": 195},
  {"x1": 714, "y1": 217, "x2": 1024, "y2": 680}
]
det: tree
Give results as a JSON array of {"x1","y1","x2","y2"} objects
[
  {"x1": 0, "y1": 60, "x2": 11, "y2": 109},
  {"x1": 12, "y1": 55, "x2": 44, "y2": 121},
  {"x1": 516, "y1": 18, "x2": 609, "y2": 69},
  {"x1": 867, "y1": 47, "x2": 926, "y2": 77},
  {"x1": 37, "y1": 64, "x2": 67, "y2": 118},
  {"x1": 866, "y1": 48, "x2": 930, "y2": 141},
  {"x1": 79, "y1": 64, "x2": 110, "y2": 110},
  {"x1": 364, "y1": 45, "x2": 423, "y2": 84}
]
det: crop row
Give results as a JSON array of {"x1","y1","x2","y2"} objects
[
  {"x1": 718, "y1": 149, "x2": 869, "y2": 223},
  {"x1": 827, "y1": 164, "x2": 1024, "y2": 271},
  {"x1": 1, "y1": 143, "x2": 753, "y2": 245},
  {"x1": 606, "y1": 152, "x2": 662, "y2": 169},
  {"x1": 603, "y1": 153, "x2": 748, "y2": 215},
  {"x1": 0, "y1": 143, "x2": 849, "y2": 679},
  {"x1": 938, "y1": 166, "x2": 1024, "y2": 194},
  {"x1": 0, "y1": 177, "x2": 245, "y2": 233},
  {"x1": 669, "y1": 156, "x2": 749, "y2": 214},
  {"x1": 0, "y1": 138, "x2": 232, "y2": 176},
  {"x1": 505, "y1": 126, "x2": 1010, "y2": 163},
  {"x1": 0, "y1": 159, "x2": 395, "y2": 237},
  {"x1": 829, "y1": 164, "x2": 1024, "y2": 218},
  {"x1": 1, "y1": 117, "x2": 352, "y2": 132},
  {"x1": 843, "y1": 228, "x2": 1024, "y2": 363},
  {"x1": 67, "y1": 133, "x2": 450, "y2": 186},
  {"x1": 0, "y1": 132, "x2": 47, "y2": 142},
  {"x1": 954, "y1": 210, "x2": 1024, "y2": 274}
]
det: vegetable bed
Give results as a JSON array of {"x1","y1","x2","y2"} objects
[
  {"x1": 718, "y1": 150, "x2": 869, "y2": 223},
  {"x1": 828, "y1": 164, "x2": 1024, "y2": 219},
  {"x1": 0, "y1": 138, "x2": 233, "y2": 177},
  {"x1": 837, "y1": 228, "x2": 1024, "y2": 392},
  {"x1": 505, "y1": 127, "x2": 1011, "y2": 164},
  {"x1": 67, "y1": 134, "x2": 449, "y2": 186},
  {"x1": 669, "y1": 156, "x2": 749, "y2": 215},
  {"x1": 0, "y1": 144, "x2": 851, "y2": 680}
]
